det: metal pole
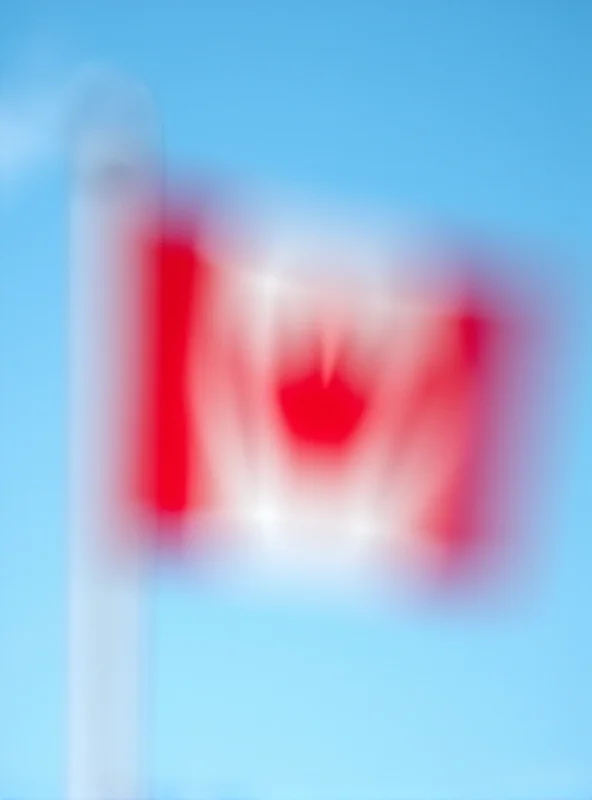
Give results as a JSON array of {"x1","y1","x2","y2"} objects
[{"x1": 67, "y1": 71, "x2": 157, "y2": 800}]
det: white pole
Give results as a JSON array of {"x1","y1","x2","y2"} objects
[{"x1": 68, "y1": 74, "x2": 156, "y2": 800}]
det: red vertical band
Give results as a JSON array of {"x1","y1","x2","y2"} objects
[{"x1": 133, "y1": 209, "x2": 211, "y2": 545}]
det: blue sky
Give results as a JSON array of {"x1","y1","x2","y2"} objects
[{"x1": 1, "y1": 2, "x2": 591, "y2": 799}]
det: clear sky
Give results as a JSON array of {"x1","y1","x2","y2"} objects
[{"x1": 1, "y1": 2, "x2": 591, "y2": 799}]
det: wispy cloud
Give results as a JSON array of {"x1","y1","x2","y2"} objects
[
  {"x1": 0, "y1": 34, "x2": 111, "y2": 187},
  {"x1": 0, "y1": 44, "x2": 155, "y2": 190},
  {"x1": 0, "y1": 88, "x2": 64, "y2": 184},
  {"x1": 0, "y1": 36, "x2": 73, "y2": 186}
]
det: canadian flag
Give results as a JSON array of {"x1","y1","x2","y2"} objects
[
  {"x1": 67, "y1": 84, "x2": 524, "y2": 800},
  {"x1": 113, "y1": 198, "x2": 504, "y2": 590}
]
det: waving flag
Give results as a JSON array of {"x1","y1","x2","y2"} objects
[
  {"x1": 68, "y1": 79, "x2": 539, "y2": 800},
  {"x1": 113, "y1": 198, "x2": 511, "y2": 590}
]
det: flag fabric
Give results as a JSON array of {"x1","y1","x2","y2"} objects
[{"x1": 111, "y1": 195, "x2": 510, "y2": 591}]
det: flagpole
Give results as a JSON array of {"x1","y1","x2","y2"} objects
[{"x1": 68, "y1": 72, "x2": 156, "y2": 800}]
